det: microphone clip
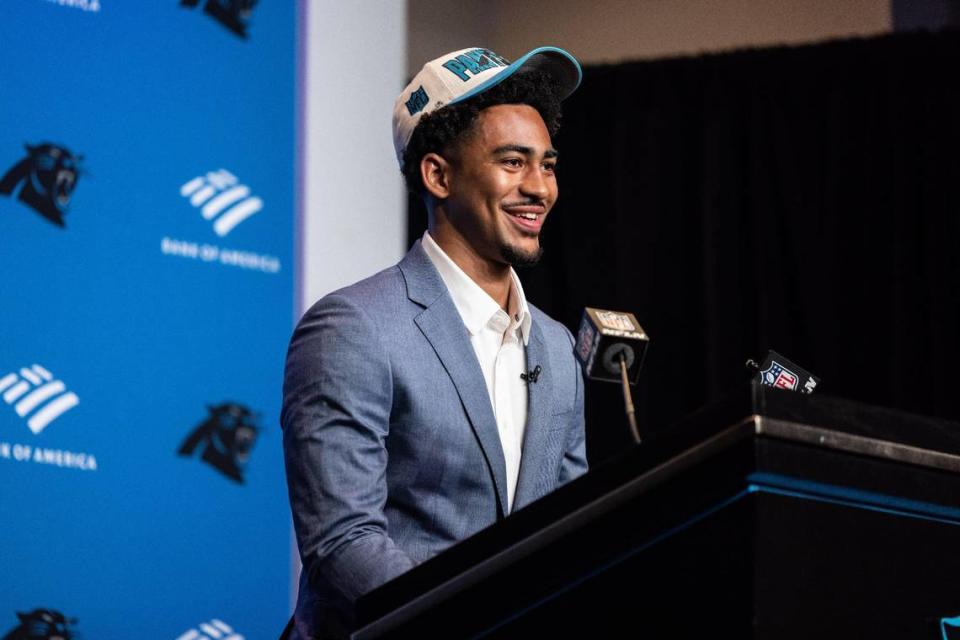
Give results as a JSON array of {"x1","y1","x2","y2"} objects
[{"x1": 520, "y1": 365, "x2": 542, "y2": 384}]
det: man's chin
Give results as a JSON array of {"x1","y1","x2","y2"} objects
[{"x1": 500, "y1": 243, "x2": 544, "y2": 268}]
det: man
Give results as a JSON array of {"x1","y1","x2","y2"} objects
[{"x1": 281, "y1": 46, "x2": 587, "y2": 638}]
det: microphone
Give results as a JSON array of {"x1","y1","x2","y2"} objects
[
  {"x1": 574, "y1": 308, "x2": 650, "y2": 385},
  {"x1": 574, "y1": 308, "x2": 650, "y2": 444},
  {"x1": 746, "y1": 350, "x2": 821, "y2": 394},
  {"x1": 520, "y1": 365, "x2": 542, "y2": 384}
]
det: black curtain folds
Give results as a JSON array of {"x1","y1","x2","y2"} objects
[{"x1": 409, "y1": 31, "x2": 960, "y2": 465}]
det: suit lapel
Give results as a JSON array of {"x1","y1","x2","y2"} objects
[
  {"x1": 401, "y1": 243, "x2": 510, "y2": 517},
  {"x1": 513, "y1": 319, "x2": 557, "y2": 509}
]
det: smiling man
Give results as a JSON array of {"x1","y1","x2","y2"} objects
[{"x1": 281, "y1": 47, "x2": 587, "y2": 639}]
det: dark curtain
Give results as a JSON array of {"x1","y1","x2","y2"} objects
[{"x1": 409, "y1": 30, "x2": 960, "y2": 465}]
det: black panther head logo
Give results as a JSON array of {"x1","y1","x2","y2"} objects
[
  {"x1": 178, "y1": 402, "x2": 259, "y2": 483},
  {"x1": 0, "y1": 143, "x2": 83, "y2": 228},
  {"x1": 180, "y1": 0, "x2": 258, "y2": 39},
  {"x1": 1, "y1": 609, "x2": 76, "y2": 640}
]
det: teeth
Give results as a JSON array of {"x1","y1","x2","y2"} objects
[{"x1": 518, "y1": 213, "x2": 537, "y2": 220}]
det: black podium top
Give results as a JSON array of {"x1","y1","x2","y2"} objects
[{"x1": 355, "y1": 385, "x2": 960, "y2": 637}]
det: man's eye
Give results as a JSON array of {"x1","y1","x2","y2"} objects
[
  {"x1": 502, "y1": 157, "x2": 523, "y2": 168},
  {"x1": 543, "y1": 162, "x2": 557, "y2": 173}
]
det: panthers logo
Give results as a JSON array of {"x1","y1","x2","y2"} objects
[
  {"x1": 178, "y1": 402, "x2": 259, "y2": 483},
  {"x1": 0, "y1": 144, "x2": 83, "y2": 228},
  {"x1": 1, "y1": 609, "x2": 76, "y2": 640},
  {"x1": 180, "y1": 0, "x2": 258, "y2": 39}
]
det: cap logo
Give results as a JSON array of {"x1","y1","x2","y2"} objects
[
  {"x1": 405, "y1": 85, "x2": 429, "y2": 116},
  {"x1": 441, "y1": 48, "x2": 510, "y2": 82},
  {"x1": 393, "y1": 46, "x2": 580, "y2": 167}
]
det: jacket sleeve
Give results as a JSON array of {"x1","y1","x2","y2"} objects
[
  {"x1": 281, "y1": 292, "x2": 415, "y2": 610},
  {"x1": 558, "y1": 325, "x2": 589, "y2": 485}
]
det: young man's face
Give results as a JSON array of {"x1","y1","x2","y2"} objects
[{"x1": 443, "y1": 103, "x2": 558, "y2": 268}]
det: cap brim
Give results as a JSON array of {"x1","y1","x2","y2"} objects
[{"x1": 449, "y1": 46, "x2": 582, "y2": 106}]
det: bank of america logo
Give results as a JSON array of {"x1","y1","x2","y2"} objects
[
  {"x1": 0, "y1": 365, "x2": 79, "y2": 434},
  {"x1": 176, "y1": 619, "x2": 244, "y2": 640},
  {"x1": 180, "y1": 169, "x2": 263, "y2": 237}
]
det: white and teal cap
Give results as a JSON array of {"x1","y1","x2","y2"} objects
[{"x1": 392, "y1": 46, "x2": 582, "y2": 167}]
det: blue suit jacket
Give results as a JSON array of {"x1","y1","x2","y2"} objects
[{"x1": 281, "y1": 241, "x2": 587, "y2": 638}]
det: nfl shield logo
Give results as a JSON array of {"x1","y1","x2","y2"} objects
[{"x1": 760, "y1": 361, "x2": 799, "y2": 391}]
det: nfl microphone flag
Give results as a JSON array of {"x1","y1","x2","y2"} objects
[
  {"x1": 575, "y1": 308, "x2": 650, "y2": 384},
  {"x1": 752, "y1": 350, "x2": 821, "y2": 394}
]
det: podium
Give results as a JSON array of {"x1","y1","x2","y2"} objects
[{"x1": 354, "y1": 385, "x2": 960, "y2": 638}]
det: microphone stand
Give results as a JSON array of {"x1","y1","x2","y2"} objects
[{"x1": 619, "y1": 353, "x2": 641, "y2": 444}]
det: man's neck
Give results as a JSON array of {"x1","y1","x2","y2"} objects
[{"x1": 427, "y1": 228, "x2": 513, "y2": 310}]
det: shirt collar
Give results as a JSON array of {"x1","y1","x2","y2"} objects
[{"x1": 421, "y1": 231, "x2": 532, "y2": 345}]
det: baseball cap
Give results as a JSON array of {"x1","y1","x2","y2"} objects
[{"x1": 392, "y1": 46, "x2": 582, "y2": 166}]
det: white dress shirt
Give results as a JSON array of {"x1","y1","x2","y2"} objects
[{"x1": 421, "y1": 231, "x2": 531, "y2": 513}]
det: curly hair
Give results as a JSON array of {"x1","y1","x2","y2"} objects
[{"x1": 401, "y1": 69, "x2": 563, "y2": 196}]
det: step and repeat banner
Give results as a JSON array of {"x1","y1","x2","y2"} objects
[{"x1": 0, "y1": 2, "x2": 296, "y2": 638}]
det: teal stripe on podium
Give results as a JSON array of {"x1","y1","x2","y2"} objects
[{"x1": 747, "y1": 471, "x2": 960, "y2": 526}]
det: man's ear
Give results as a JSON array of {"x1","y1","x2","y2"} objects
[{"x1": 421, "y1": 152, "x2": 452, "y2": 200}]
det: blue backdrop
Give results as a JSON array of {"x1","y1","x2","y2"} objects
[{"x1": 0, "y1": 2, "x2": 296, "y2": 638}]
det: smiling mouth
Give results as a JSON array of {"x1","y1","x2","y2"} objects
[
  {"x1": 503, "y1": 206, "x2": 545, "y2": 233},
  {"x1": 503, "y1": 199, "x2": 545, "y2": 217}
]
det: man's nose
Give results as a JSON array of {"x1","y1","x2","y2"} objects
[{"x1": 520, "y1": 165, "x2": 550, "y2": 200}]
